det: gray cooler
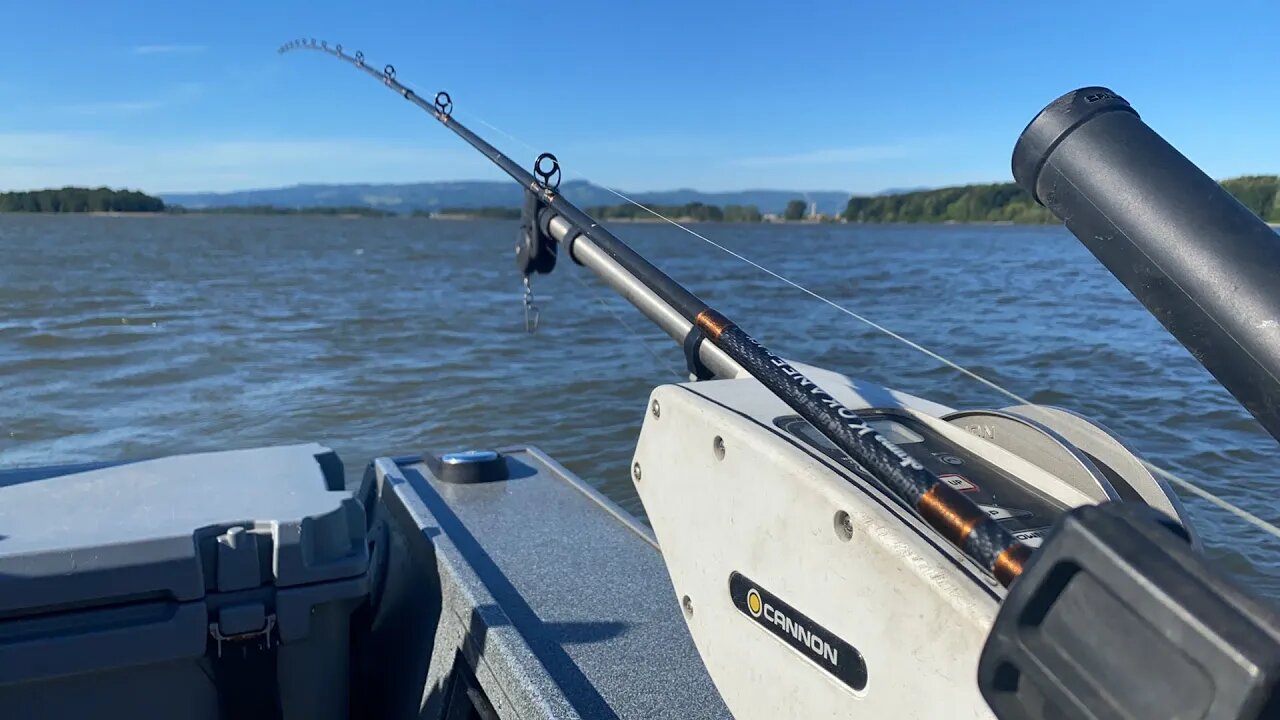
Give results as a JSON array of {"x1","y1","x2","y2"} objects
[{"x1": 0, "y1": 443, "x2": 374, "y2": 719}]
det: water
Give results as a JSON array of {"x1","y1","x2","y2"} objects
[{"x1": 2, "y1": 215, "x2": 1278, "y2": 595}]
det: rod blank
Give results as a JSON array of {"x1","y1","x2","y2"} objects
[{"x1": 282, "y1": 40, "x2": 1030, "y2": 586}]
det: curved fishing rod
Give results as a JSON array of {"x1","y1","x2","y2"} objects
[{"x1": 278, "y1": 37, "x2": 1031, "y2": 587}]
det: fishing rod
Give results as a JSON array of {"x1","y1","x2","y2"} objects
[{"x1": 279, "y1": 37, "x2": 1032, "y2": 587}]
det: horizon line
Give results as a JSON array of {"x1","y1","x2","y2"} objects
[
  {"x1": 150, "y1": 178, "x2": 980, "y2": 197},
  {"x1": 6, "y1": 171, "x2": 1279, "y2": 199}
]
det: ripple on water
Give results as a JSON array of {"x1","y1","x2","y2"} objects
[{"x1": 1, "y1": 217, "x2": 1277, "y2": 594}]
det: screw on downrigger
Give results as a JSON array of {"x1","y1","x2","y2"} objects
[{"x1": 279, "y1": 38, "x2": 1032, "y2": 587}]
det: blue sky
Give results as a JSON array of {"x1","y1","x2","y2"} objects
[{"x1": 2, "y1": 0, "x2": 1278, "y2": 194}]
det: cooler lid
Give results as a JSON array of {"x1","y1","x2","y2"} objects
[{"x1": 0, "y1": 443, "x2": 368, "y2": 617}]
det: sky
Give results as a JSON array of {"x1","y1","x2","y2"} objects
[{"x1": 2, "y1": 1, "x2": 1278, "y2": 194}]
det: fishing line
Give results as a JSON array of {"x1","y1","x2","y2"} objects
[
  {"x1": 599, "y1": 181, "x2": 1280, "y2": 535},
  {"x1": 601, "y1": 185, "x2": 1027, "y2": 401},
  {"x1": 1147, "y1": 462, "x2": 1280, "y2": 538},
  {"x1": 386, "y1": 65, "x2": 1280, "y2": 543},
  {"x1": 381, "y1": 73, "x2": 684, "y2": 380},
  {"x1": 600, "y1": 185, "x2": 1280, "y2": 541},
  {"x1": 569, "y1": 269, "x2": 685, "y2": 379}
]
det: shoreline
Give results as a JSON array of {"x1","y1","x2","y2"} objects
[{"x1": 3, "y1": 212, "x2": 1278, "y2": 229}]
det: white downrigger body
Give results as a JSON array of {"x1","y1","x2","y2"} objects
[{"x1": 633, "y1": 364, "x2": 1193, "y2": 719}]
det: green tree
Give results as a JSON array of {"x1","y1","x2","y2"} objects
[
  {"x1": 1222, "y1": 176, "x2": 1279, "y2": 221},
  {"x1": 723, "y1": 204, "x2": 763, "y2": 222},
  {"x1": 844, "y1": 183, "x2": 1049, "y2": 224},
  {"x1": 582, "y1": 201, "x2": 761, "y2": 223},
  {"x1": 843, "y1": 176, "x2": 1280, "y2": 225},
  {"x1": 783, "y1": 199, "x2": 807, "y2": 221},
  {"x1": 0, "y1": 187, "x2": 165, "y2": 213}
]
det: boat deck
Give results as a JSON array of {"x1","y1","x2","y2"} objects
[{"x1": 368, "y1": 446, "x2": 732, "y2": 719}]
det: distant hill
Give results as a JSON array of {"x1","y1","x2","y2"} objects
[
  {"x1": 162, "y1": 180, "x2": 852, "y2": 216},
  {"x1": 874, "y1": 186, "x2": 932, "y2": 196}
]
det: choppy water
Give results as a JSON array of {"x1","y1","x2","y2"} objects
[{"x1": 2, "y1": 215, "x2": 1278, "y2": 595}]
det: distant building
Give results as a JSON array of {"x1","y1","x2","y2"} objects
[{"x1": 800, "y1": 201, "x2": 838, "y2": 223}]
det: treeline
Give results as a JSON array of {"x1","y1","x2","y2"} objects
[
  {"x1": 420, "y1": 202, "x2": 766, "y2": 222},
  {"x1": 587, "y1": 202, "x2": 764, "y2": 222},
  {"x1": 416, "y1": 207, "x2": 522, "y2": 219},
  {"x1": 843, "y1": 184, "x2": 1052, "y2": 224},
  {"x1": 1220, "y1": 176, "x2": 1280, "y2": 222},
  {"x1": 171, "y1": 205, "x2": 394, "y2": 217},
  {"x1": 843, "y1": 176, "x2": 1280, "y2": 224},
  {"x1": 0, "y1": 187, "x2": 164, "y2": 213}
]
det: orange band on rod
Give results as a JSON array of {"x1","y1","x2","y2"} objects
[
  {"x1": 916, "y1": 483, "x2": 988, "y2": 548},
  {"x1": 695, "y1": 309, "x2": 733, "y2": 340},
  {"x1": 993, "y1": 542, "x2": 1032, "y2": 587}
]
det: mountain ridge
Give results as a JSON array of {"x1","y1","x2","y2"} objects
[{"x1": 161, "y1": 180, "x2": 855, "y2": 215}]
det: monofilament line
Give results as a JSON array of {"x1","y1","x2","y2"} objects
[
  {"x1": 1146, "y1": 462, "x2": 1280, "y2": 537},
  {"x1": 455, "y1": 107, "x2": 1280, "y2": 543},
  {"x1": 570, "y1": 270, "x2": 684, "y2": 379},
  {"x1": 599, "y1": 186, "x2": 1280, "y2": 542}
]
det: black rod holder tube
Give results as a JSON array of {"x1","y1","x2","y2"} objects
[
  {"x1": 1014, "y1": 87, "x2": 1280, "y2": 442},
  {"x1": 281, "y1": 39, "x2": 1031, "y2": 586}
]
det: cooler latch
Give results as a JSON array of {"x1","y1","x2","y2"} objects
[
  {"x1": 208, "y1": 603, "x2": 282, "y2": 719},
  {"x1": 208, "y1": 609, "x2": 277, "y2": 658}
]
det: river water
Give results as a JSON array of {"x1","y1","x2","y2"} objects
[{"x1": 2, "y1": 215, "x2": 1278, "y2": 595}]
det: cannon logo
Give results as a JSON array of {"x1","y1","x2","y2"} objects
[{"x1": 729, "y1": 572, "x2": 867, "y2": 692}]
